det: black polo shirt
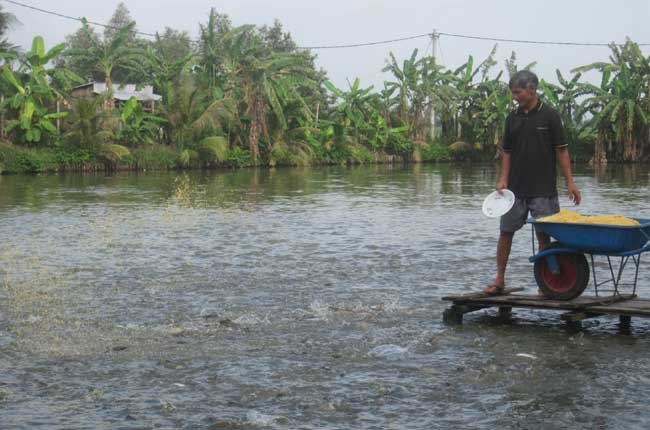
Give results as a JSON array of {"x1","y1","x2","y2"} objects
[{"x1": 502, "y1": 100, "x2": 567, "y2": 199}]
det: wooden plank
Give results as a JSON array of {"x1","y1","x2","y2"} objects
[
  {"x1": 448, "y1": 294, "x2": 636, "y2": 310},
  {"x1": 587, "y1": 303, "x2": 650, "y2": 317},
  {"x1": 458, "y1": 298, "x2": 590, "y2": 311},
  {"x1": 442, "y1": 290, "x2": 650, "y2": 322},
  {"x1": 442, "y1": 287, "x2": 524, "y2": 301}
]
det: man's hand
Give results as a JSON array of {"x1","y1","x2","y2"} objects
[
  {"x1": 496, "y1": 178, "x2": 508, "y2": 194},
  {"x1": 568, "y1": 182, "x2": 581, "y2": 205}
]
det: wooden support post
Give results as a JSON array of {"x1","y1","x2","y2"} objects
[
  {"x1": 565, "y1": 320, "x2": 583, "y2": 331},
  {"x1": 443, "y1": 303, "x2": 490, "y2": 325},
  {"x1": 498, "y1": 306, "x2": 512, "y2": 320},
  {"x1": 619, "y1": 315, "x2": 632, "y2": 329},
  {"x1": 443, "y1": 306, "x2": 464, "y2": 325}
]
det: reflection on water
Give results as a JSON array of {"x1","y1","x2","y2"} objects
[{"x1": 1, "y1": 163, "x2": 650, "y2": 429}]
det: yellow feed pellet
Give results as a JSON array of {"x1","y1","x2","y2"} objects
[{"x1": 538, "y1": 209, "x2": 639, "y2": 226}]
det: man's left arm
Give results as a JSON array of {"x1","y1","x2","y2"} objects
[
  {"x1": 550, "y1": 110, "x2": 581, "y2": 205},
  {"x1": 557, "y1": 148, "x2": 581, "y2": 205}
]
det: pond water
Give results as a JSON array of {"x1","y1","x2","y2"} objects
[{"x1": 1, "y1": 163, "x2": 650, "y2": 429}]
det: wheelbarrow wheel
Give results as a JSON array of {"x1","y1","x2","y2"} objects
[{"x1": 534, "y1": 242, "x2": 590, "y2": 300}]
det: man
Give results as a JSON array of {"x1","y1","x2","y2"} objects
[{"x1": 484, "y1": 70, "x2": 581, "y2": 294}]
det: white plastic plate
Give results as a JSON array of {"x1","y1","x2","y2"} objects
[{"x1": 482, "y1": 189, "x2": 515, "y2": 218}]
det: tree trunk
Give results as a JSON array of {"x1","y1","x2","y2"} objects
[
  {"x1": 591, "y1": 134, "x2": 607, "y2": 166},
  {"x1": 623, "y1": 132, "x2": 634, "y2": 162},
  {"x1": 429, "y1": 103, "x2": 436, "y2": 140},
  {"x1": 56, "y1": 98, "x2": 61, "y2": 133},
  {"x1": 0, "y1": 94, "x2": 4, "y2": 139},
  {"x1": 247, "y1": 94, "x2": 264, "y2": 164},
  {"x1": 105, "y1": 73, "x2": 114, "y2": 111}
]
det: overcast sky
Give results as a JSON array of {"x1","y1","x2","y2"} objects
[{"x1": 3, "y1": 0, "x2": 650, "y2": 88}]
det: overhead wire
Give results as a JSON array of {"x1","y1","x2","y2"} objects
[
  {"x1": 2, "y1": 0, "x2": 158, "y2": 38},
  {"x1": 2, "y1": 0, "x2": 649, "y2": 48}
]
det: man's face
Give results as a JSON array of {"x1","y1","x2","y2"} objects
[{"x1": 510, "y1": 85, "x2": 536, "y2": 108}]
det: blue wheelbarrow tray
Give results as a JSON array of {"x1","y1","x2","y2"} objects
[{"x1": 528, "y1": 217, "x2": 650, "y2": 257}]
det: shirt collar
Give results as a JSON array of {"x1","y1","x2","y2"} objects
[{"x1": 516, "y1": 100, "x2": 543, "y2": 115}]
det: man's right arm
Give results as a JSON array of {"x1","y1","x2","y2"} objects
[
  {"x1": 497, "y1": 115, "x2": 512, "y2": 192},
  {"x1": 497, "y1": 152, "x2": 510, "y2": 192}
]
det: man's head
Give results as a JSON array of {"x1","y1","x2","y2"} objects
[{"x1": 509, "y1": 70, "x2": 539, "y2": 110}]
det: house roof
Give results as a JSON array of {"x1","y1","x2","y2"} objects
[{"x1": 72, "y1": 82, "x2": 162, "y2": 102}]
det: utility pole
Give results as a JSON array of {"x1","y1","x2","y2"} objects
[
  {"x1": 429, "y1": 29, "x2": 440, "y2": 140},
  {"x1": 431, "y1": 29, "x2": 438, "y2": 61}
]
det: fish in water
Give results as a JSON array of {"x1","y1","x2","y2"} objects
[{"x1": 516, "y1": 353, "x2": 538, "y2": 360}]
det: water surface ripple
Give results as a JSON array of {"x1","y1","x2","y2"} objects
[{"x1": 1, "y1": 164, "x2": 650, "y2": 429}]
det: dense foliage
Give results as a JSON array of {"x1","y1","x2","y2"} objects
[{"x1": 0, "y1": 3, "x2": 648, "y2": 173}]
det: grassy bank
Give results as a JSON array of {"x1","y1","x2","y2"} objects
[{"x1": 0, "y1": 140, "x2": 456, "y2": 174}]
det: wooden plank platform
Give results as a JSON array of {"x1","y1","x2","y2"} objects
[{"x1": 442, "y1": 289, "x2": 647, "y2": 326}]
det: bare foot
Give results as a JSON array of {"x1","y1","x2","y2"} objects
[{"x1": 484, "y1": 283, "x2": 505, "y2": 295}]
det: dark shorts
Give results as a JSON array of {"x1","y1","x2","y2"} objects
[{"x1": 500, "y1": 196, "x2": 560, "y2": 232}]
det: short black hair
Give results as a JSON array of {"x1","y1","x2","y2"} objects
[{"x1": 509, "y1": 70, "x2": 538, "y2": 90}]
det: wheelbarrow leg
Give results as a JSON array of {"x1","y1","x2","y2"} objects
[{"x1": 545, "y1": 254, "x2": 560, "y2": 275}]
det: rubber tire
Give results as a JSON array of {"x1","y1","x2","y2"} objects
[{"x1": 534, "y1": 242, "x2": 590, "y2": 300}]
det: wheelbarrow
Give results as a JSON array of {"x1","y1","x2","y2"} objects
[{"x1": 527, "y1": 217, "x2": 650, "y2": 300}]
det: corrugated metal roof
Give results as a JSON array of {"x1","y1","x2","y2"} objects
[{"x1": 72, "y1": 82, "x2": 162, "y2": 102}]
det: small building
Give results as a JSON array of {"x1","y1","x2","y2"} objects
[{"x1": 70, "y1": 82, "x2": 162, "y2": 112}]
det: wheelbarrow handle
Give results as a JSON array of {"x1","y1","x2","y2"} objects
[
  {"x1": 529, "y1": 246, "x2": 581, "y2": 263},
  {"x1": 530, "y1": 242, "x2": 650, "y2": 261}
]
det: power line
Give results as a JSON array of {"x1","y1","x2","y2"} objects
[
  {"x1": 298, "y1": 33, "x2": 431, "y2": 49},
  {"x1": 2, "y1": 0, "x2": 158, "y2": 38},
  {"x1": 303, "y1": 32, "x2": 650, "y2": 50},
  {"x1": 3, "y1": 0, "x2": 649, "y2": 49},
  {"x1": 437, "y1": 31, "x2": 649, "y2": 47}
]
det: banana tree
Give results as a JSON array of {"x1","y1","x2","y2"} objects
[
  {"x1": 382, "y1": 50, "x2": 421, "y2": 127},
  {"x1": 539, "y1": 70, "x2": 586, "y2": 156},
  {"x1": 420, "y1": 56, "x2": 456, "y2": 140},
  {"x1": 382, "y1": 49, "x2": 451, "y2": 141},
  {"x1": 574, "y1": 40, "x2": 649, "y2": 161},
  {"x1": 117, "y1": 96, "x2": 166, "y2": 146},
  {"x1": 324, "y1": 78, "x2": 379, "y2": 145},
  {"x1": 451, "y1": 51, "x2": 501, "y2": 144},
  {"x1": 476, "y1": 73, "x2": 512, "y2": 154},
  {"x1": 0, "y1": 36, "x2": 69, "y2": 144}
]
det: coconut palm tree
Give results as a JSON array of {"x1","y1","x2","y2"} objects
[
  {"x1": 65, "y1": 21, "x2": 144, "y2": 107},
  {"x1": 0, "y1": 4, "x2": 18, "y2": 56},
  {"x1": 217, "y1": 25, "x2": 317, "y2": 163},
  {"x1": 157, "y1": 75, "x2": 235, "y2": 152}
]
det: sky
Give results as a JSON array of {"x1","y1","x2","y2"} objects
[{"x1": 3, "y1": 0, "x2": 650, "y2": 89}]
